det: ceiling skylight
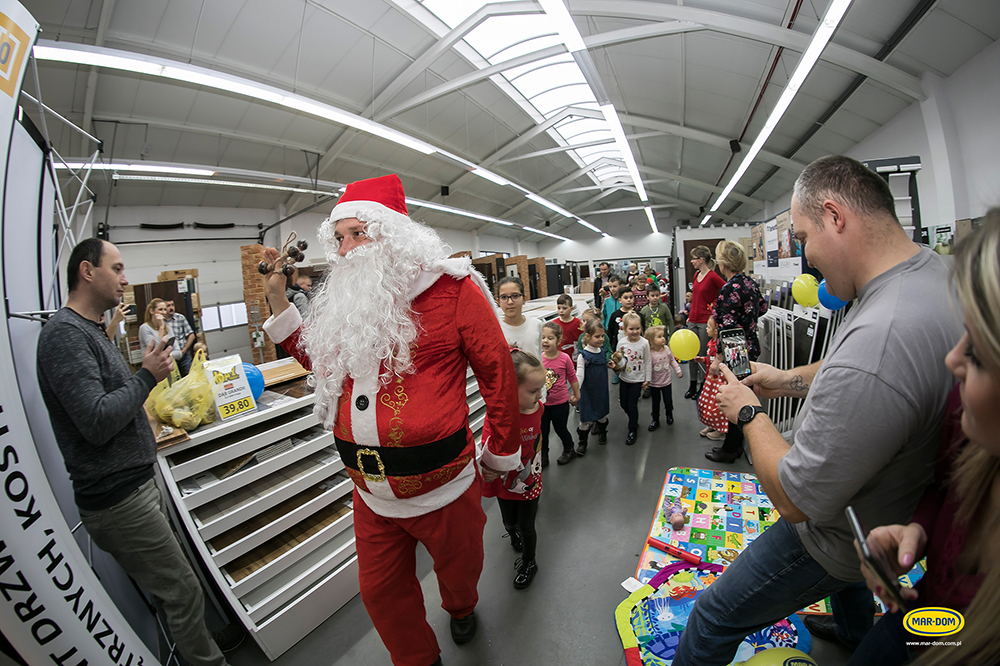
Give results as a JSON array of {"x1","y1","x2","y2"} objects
[{"x1": 403, "y1": 0, "x2": 640, "y2": 194}]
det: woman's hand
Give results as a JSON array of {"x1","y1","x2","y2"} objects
[{"x1": 855, "y1": 523, "x2": 926, "y2": 613}]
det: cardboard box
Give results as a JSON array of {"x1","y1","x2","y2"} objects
[
  {"x1": 158, "y1": 269, "x2": 199, "y2": 281},
  {"x1": 579, "y1": 279, "x2": 593, "y2": 294}
]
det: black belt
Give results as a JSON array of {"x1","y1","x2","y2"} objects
[{"x1": 335, "y1": 428, "x2": 468, "y2": 482}]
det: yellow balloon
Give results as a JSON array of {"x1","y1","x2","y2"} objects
[
  {"x1": 792, "y1": 274, "x2": 820, "y2": 308},
  {"x1": 669, "y1": 329, "x2": 701, "y2": 361},
  {"x1": 742, "y1": 647, "x2": 818, "y2": 666}
]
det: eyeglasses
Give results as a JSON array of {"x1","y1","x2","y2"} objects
[{"x1": 498, "y1": 294, "x2": 524, "y2": 302}]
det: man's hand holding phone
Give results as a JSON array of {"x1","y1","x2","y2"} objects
[
  {"x1": 142, "y1": 337, "x2": 175, "y2": 383},
  {"x1": 741, "y1": 362, "x2": 789, "y2": 398}
]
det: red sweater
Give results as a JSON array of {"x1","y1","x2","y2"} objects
[{"x1": 689, "y1": 269, "x2": 725, "y2": 324}]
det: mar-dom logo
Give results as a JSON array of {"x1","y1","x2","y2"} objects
[{"x1": 903, "y1": 607, "x2": 965, "y2": 637}]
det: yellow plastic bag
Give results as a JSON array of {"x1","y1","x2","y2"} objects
[
  {"x1": 154, "y1": 349, "x2": 215, "y2": 431},
  {"x1": 144, "y1": 361, "x2": 182, "y2": 414}
]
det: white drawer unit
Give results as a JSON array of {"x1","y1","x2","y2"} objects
[
  {"x1": 156, "y1": 384, "x2": 358, "y2": 660},
  {"x1": 158, "y1": 373, "x2": 492, "y2": 659}
]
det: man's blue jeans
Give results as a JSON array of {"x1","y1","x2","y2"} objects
[{"x1": 672, "y1": 518, "x2": 875, "y2": 665}]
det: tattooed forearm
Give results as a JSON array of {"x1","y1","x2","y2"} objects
[{"x1": 788, "y1": 375, "x2": 809, "y2": 393}]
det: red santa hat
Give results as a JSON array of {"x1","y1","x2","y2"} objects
[{"x1": 328, "y1": 173, "x2": 411, "y2": 228}]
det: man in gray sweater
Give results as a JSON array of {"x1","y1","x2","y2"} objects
[{"x1": 37, "y1": 238, "x2": 228, "y2": 666}]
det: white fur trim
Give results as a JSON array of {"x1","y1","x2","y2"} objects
[
  {"x1": 329, "y1": 201, "x2": 411, "y2": 227},
  {"x1": 356, "y1": 462, "x2": 476, "y2": 518},
  {"x1": 350, "y1": 372, "x2": 380, "y2": 448},
  {"x1": 407, "y1": 270, "x2": 442, "y2": 301},
  {"x1": 261, "y1": 305, "x2": 302, "y2": 344},
  {"x1": 480, "y1": 447, "x2": 522, "y2": 472}
]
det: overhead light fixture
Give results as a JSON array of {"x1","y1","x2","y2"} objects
[
  {"x1": 601, "y1": 232, "x2": 611, "y2": 238},
  {"x1": 471, "y1": 168, "x2": 511, "y2": 187},
  {"x1": 525, "y1": 192, "x2": 575, "y2": 218},
  {"x1": 33, "y1": 42, "x2": 435, "y2": 156},
  {"x1": 55, "y1": 162, "x2": 216, "y2": 176},
  {"x1": 112, "y1": 174, "x2": 336, "y2": 195},
  {"x1": 645, "y1": 207, "x2": 658, "y2": 233},
  {"x1": 700, "y1": 214, "x2": 712, "y2": 226},
  {"x1": 701, "y1": 0, "x2": 855, "y2": 225},
  {"x1": 601, "y1": 104, "x2": 647, "y2": 201},
  {"x1": 522, "y1": 226, "x2": 570, "y2": 241},
  {"x1": 576, "y1": 218, "x2": 602, "y2": 233},
  {"x1": 406, "y1": 197, "x2": 514, "y2": 226},
  {"x1": 538, "y1": 0, "x2": 587, "y2": 53}
]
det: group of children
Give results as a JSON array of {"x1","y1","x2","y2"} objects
[{"x1": 484, "y1": 274, "x2": 692, "y2": 589}]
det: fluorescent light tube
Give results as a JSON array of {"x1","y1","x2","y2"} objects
[
  {"x1": 700, "y1": 214, "x2": 712, "y2": 226},
  {"x1": 405, "y1": 198, "x2": 514, "y2": 226},
  {"x1": 54, "y1": 162, "x2": 216, "y2": 176},
  {"x1": 522, "y1": 226, "x2": 570, "y2": 241},
  {"x1": 33, "y1": 42, "x2": 435, "y2": 155},
  {"x1": 538, "y1": 0, "x2": 587, "y2": 53},
  {"x1": 576, "y1": 219, "x2": 602, "y2": 233},
  {"x1": 112, "y1": 175, "x2": 335, "y2": 195},
  {"x1": 600, "y1": 104, "x2": 647, "y2": 201},
  {"x1": 645, "y1": 207, "x2": 658, "y2": 233},
  {"x1": 471, "y1": 168, "x2": 511, "y2": 187},
  {"x1": 525, "y1": 192, "x2": 574, "y2": 218},
  {"x1": 702, "y1": 0, "x2": 855, "y2": 215}
]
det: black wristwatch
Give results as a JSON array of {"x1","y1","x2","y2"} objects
[{"x1": 737, "y1": 405, "x2": 766, "y2": 426}]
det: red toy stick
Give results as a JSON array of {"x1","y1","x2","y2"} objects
[{"x1": 647, "y1": 536, "x2": 701, "y2": 565}]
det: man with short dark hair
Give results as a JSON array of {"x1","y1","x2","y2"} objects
[
  {"x1": 164, "y1": 299, "x2": 196, "y2": 376},
  {"x1": 672, "y1": 155, "x2": 962, "y2": 665},
  {"x1": 37, "y1": 238, "x2": 228, "y2": 666},
  {"x1": 593, "y1": 261, "x2": 610, "y2": 311}
]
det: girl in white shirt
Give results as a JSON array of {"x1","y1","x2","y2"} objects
[
  {"x1": 615, "y1": 312, "x2": 651, "y2": 445},
  {"x1": 496, "y1": 276, "x2": 542, "y2": 360}
]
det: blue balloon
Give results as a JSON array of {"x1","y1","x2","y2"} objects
[
  {"x1": 243, "y1": 363, "x2": 265, "y2": 401},
  {"x1": 818, "y1": 279, "x2": 848, "y2": 310}
]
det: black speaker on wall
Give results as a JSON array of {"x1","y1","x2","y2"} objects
[{"x1": 441, "y1": 185, "x2": 449, "y2": 197}]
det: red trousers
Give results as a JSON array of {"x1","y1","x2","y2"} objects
[{"x1": 353, "y1": 479, "x2": 487, "y2": 666}]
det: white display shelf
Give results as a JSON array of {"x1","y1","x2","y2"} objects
[{"x1": 156, "y1": 382, "x2": 360, "y2": 661}]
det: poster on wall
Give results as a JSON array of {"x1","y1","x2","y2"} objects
[
  {"x1": 750, "y1": 209, "x2": 802, "y2": 283},
  {"x1": 764, "y1": 216, "x2": 779, "y2": 268},
  {"x1": 751, "y1": 223, "x2": 765, "y2": 274}
]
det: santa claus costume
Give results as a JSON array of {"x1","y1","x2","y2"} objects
[{"x1": 262, "y1": 174, "x2": 521, "y2": 666}]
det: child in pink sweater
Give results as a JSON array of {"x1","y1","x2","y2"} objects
[{"x1": 644, "y1": 325, "x2": 682, "y2": 430}]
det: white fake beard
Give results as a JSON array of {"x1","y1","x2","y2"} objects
[{"x1": 302, "y1": 216, "x2": 449, "y2": 428}]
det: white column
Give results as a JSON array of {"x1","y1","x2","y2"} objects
[{"x1": 920, "y1": 72, "x2": 969, "y2": 224}]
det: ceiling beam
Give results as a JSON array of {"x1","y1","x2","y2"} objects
[
  {"x1": 80, "y1": 0, "x2": 116, "y2": 156},
  {"x1": 571, "y1": 1, "x2": 925, "y2": 100},
  {"x1": 92, "y1": 115, "x2": 320, "y2": 153},
  {"x1": 636, "y1": 164, "x2": 765, "y2": 207}
]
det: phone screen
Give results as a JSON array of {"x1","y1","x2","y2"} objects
[
  {"x1": 719, "y1": 328, "x2": 752, "y2": 379},
  {"x1": 845, "y1": 506, "x2": 909, "y2": 613}
]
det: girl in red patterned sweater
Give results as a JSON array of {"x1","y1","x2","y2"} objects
[{"x1": 481, "y1": 349, "x2": 546, "y2": 589}]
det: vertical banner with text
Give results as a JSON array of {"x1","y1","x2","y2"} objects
[{"x1": 0, "y1": 2, "x2": 160, "y2": 664}]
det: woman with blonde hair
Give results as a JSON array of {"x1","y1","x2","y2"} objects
[
  {"x1": 848, "y1": 212, "x2": 1000, "y2": 666},
  {"x1": 686, "y1": 245, "x2": 725, "y2": 400},
  {"x1": 705, "y1": 240, "x2": 767, "y2": 463},
  {"x1": 138, "y1": 298, "x2": 169, "y2": 351}
]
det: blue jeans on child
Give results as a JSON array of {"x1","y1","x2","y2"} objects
[{"x1": 672, "y1": 517, "x2": 874, "y2": 666}]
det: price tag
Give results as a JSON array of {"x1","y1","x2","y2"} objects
[
  {"x1": 205, "y1": 354, "x2": 257, "y2": 422},
  {"x1": 218, "y1": 397, "x2": 256, "y2": 419}
]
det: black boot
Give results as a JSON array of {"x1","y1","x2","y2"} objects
[
  {"x1": 690, "y1": 383, "x2": 702, "y2": 400},
  {"x1": 648, "y1": 419, "x2": 660, "y2": 432},
  {"x1": 513, "y1": 558, "x2": 538, "y2": 589},
  {"x1": 625, "y1": 428, "x2": 638, "y2": 445},
  {"x1": 556, "y1": 443, "x2": 577, "y2": 465},
  {"x1": 574, "y1": 427, "x2": 589, "y2": 457},
  {"x1": 684, "y1": 380, "x2": 697, "y2": 399},
  {"x1": 504, "y1": 528, "x2": 523, "y2": 552},
  {"x1": 597, "y1": 420, "x2": 608, "y2": 445}
]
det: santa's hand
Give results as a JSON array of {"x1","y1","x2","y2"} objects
[
  {"x1": 481, "y1": 464, "x2": 500, "y2": 482},
  {"x1": 261, "y1": 246, "x2": 292, "y2": 315},
  {"x1": 716, "y1": 364, "x2": 759, "y2": 422}
]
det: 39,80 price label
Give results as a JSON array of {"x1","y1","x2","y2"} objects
[{"x1": 219, "y1": 397, "x2": 255, "y2": 419}]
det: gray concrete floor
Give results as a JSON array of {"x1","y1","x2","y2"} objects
[{"x1": 229, "y1": 379, "x2": 856, "y2": 666}]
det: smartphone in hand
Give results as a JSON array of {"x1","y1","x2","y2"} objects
[
  {"x1": 159, "y1": 336, "x2": 176, "y2": 350},
  {"x1": 719, "y1": 328, "x2": 752, "y2": 380},
  {"x1": 845, "y1": 506, "x2": 910, "y2": 613}
]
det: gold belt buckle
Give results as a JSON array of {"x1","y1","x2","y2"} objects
[{"x1": 356, "y1": 448, "x2": 386, "y2": 483}]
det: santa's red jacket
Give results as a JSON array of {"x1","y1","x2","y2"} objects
[{"x1": 263, "y1": 265, "x2": 521, "y2": 518}]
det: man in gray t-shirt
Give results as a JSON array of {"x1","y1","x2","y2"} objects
[{"x1": 672, "y1": 156, "x2": 962, "y2": 666}]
